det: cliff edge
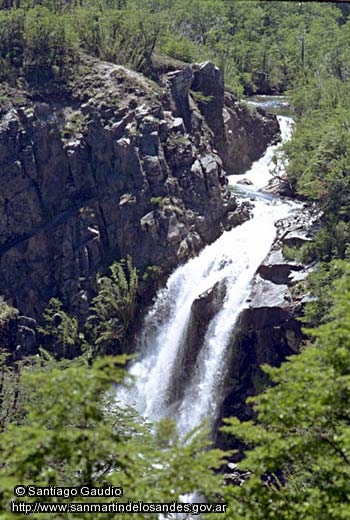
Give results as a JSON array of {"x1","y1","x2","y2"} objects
[{"x1": 0, "y1": 56, "x2": 279, "y2": 319}]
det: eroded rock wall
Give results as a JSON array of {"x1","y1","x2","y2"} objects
[
  {"x1": 214, "y1": 208, "x2": 318, "y2": 450},
  {"x1": 0, "y1": 57, "x2": 279, "y2": 319}
]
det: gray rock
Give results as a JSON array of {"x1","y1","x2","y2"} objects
[
  {"x1": 167, "y1": 215, "x2": 183, "y2": 246},
  {"x1": 176, "y1": 238, "x2": 191, "y2": 260},
  {"x1": 167, "y1": 67, "x2": 193, "y2": 131},
  {"x1": 140, "y1": 211, "x2": 158, "y2": 233},
  {"x1": 263, "y1": 173, "x2": 294, "y2": 197},
  {"x1": 237, "y1": 178, "x2": 253, "y2": 186},
  {"x1": 257, "y1": 250, "x2": 304, "y2": 285},
  {"x1": 283, "y1": 230, "x2": 313, "y2": 247},
  {"x1": 0, "y1": 56, "x2": 281, "y2": 320}
]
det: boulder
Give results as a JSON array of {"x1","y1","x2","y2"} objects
[
  {"x1": 167, "y1": 67, "x2": 193, "y2": 131},
  {"x1": 237, "y1": 178, "x2": 253, "y2": 186},
  {"x1": 263, "y1": 173, "x2": 294, "y2": 197},
  {"x1": 191, "y1": 61, "x2": 225, "y2": 139},
  {"x1": 163, "y1": 281, "x2": 227, "y2": 405},
  {"x1": 257, "y1": 250, "x2": 304, "y2": 285}
]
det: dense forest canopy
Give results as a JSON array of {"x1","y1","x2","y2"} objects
[
  {"x1": 2, "y1": 1, "x2": 350, "y2": 518},
  {"x1": 0, "y1": 0, "x2": 349, "y2": 94}
]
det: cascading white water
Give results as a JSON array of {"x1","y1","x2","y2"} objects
[{"x1": 120, "y1": 114, "x2": 300, "y2": 436}]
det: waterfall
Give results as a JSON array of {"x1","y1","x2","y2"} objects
[{"x1": 120, "y1": 114, "x2": 299, "y2": 436}]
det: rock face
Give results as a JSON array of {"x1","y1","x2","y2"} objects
[
  {"x1": 163, "y1": 281, "x2": 227, "y2": 407},
  {"x1": 190, "y1": 62, "x2": 280, "y2": 175},
  {"x1": 213, "y1": 206, "x2": 318, "y2": 449},
  {"x1": 0, "y1": 56, "x2": 279, "y2": 319},
  {"x1": 220, "y1": 99, "x2": 280, "y2": 175},
  {"x1": 263, "y1": 171, "x2": 294, "y2": 197}
]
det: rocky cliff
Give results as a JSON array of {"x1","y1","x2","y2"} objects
[
  {"x1": 215, "y1": 207, "x2": 317, "y2": 450},
  {"x1": 0, "y1": 56, "x2": 278, "y2": 321}
]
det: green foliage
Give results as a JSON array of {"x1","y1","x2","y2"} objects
[
  {"x1": 0, "y1": 356, "x2": 134, "y2": 516},
  {"x1": 0, "y1": 1, "x2": 348, "y2": 91},
  {"x1": 149, "y1": 196, "x2": 167, "y2": 207},
  {"x1": 0, "y1": 296, "x2": 18, "y2": 324},
  {"x1": 281, "y1": 77, "x2": 350, "y2": 262},
  {"x1": 23, "y1": 6, "x2": 78, "y2": 82},
  {"x1": 301, "y1": 260, "x2": 349, "y2": 327},
  {"x1": 0, "y1": 8, "x2": 25, "y2": 80},
  {"x1": 37, "y1": 256, "x2": 138, "y2": 360},
  {"x1": 0, "y1": 355, "x2": 227, "y2": 519},
  {"x1": 190, "y1": 89, "x2": 214, "y2": 105},
  {"x1": 86, "y1": 256, "x2": 138, "y2": 356},
  {"x1": 141, "y1": 264, "x2": 162, "y2": 283},
  {"x1": 0, "y1": 353, "x2": 22, "y2": 431},
  {"x1": 221, "y1": 265, "x2": 350, "y2": 519},
  {"x1": 60, "y1": 111, "x2": 88, "y2": 139},
  {"x1": 74, "y1": 2, "x2": 163, "y2": 71},
  {"x1": 161, "y1": 35, "x2": 196, "y2": 63},
  {"x1": 0, "y1": 349, "x2": 77, "y2": 431},
  {"x1": 153, "y1": 0, "x2": 350, "y2": 94},
  {"x1": 38, "y1": 298, "x2": 80, "y2": 359}
]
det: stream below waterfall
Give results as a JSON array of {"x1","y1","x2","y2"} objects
[{"x1": 119, "y1": 101, "x2": 302, "y2": 437}]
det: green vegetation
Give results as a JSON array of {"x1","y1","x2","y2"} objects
[
  {"x1": 0, "y1": 296, "x2": 18, "y2": 324},
  {"x1": 0, "y1": 352, "x2": 22, "y2": 430},
  {"x1": 190, "y1": 90, "x2": 214, "y2": 105},
  {"x1": 0, "y1": 257, "x2": 226, "y2": 518},
  {"x1": 281, "y1": 78, "x2": 350, "y2": 263},
  {"x1": 213, "y1": 6, "x2": 350, "y2": 514},
  {"x1": 60, "y1": 111, "x2": 88, "y2": 139},
  {"x1": 221, "y1": 267, "x2": 350, "y2": 519},
  {"x1": 0, "y1": 354, "x2": 227, "y2": 519},
  {"x1": 141, "y1": 264, "x2": 162, "y2": 283},
  {"x1": 38, "y1": 298, "x2": 80, "y2": 359},
  {"x1": 149, "y1": 196, "x2": 168, "y2": 207},
  {"x1": 35, "y1": 257, "x2": 138, "y2": 360},
  {"x1": 86, "y1": 256, "x2": 138, "y2": 356},
  {"x1": 2, "y1": 2, "x2": 350, "y2": 518},
  {"x1": 0, "y1": 1, "x2": 349, "y2": 94}
]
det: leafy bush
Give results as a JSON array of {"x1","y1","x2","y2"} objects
[
  {"x1": 161, "y1": 35, "x2": 195, "y2": 63},
  {"x1": 222, "y1": 265, "x2": 350, "y2": 519},
  {"x1": 0, "y1": 296, "x2": 18, "y2": 325},
  {"x1": 86, "y1": 256, "x2": 138, "y2": 356},
  {"x1": 38, "y1": 298, "x2": 80, "y2": 359}
]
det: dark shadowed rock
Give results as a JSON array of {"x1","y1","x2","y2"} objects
[
  {"x1": 0, "y1": 56, "x2": 280, "y2": 320},
  {"x1": 164, "y1": 280, "x2": 227, "y2": 406},
  {"x1": 257, "y1": 250, "x2": 304, "y2": 285},
  {"x1": 263, "y1": 173, "x2": 294, "y2": 197},
  {"x1": 220, "y1": 94, "x2": 280, "y2": 174},
  {"x1": 191, "y1": 61, "x2": 225, "y2": 140},
  {"x1": 190, "y1": 63, "x2": 280, "y2": 175},
  {"x1": 166, "y1": 67, "x2": 193, "y2": 131},
  {"x1": 0, "y1": 314, "x2": 37, "y2": 359}
]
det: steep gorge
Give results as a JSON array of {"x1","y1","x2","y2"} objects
[
  {"x1": 120, "y1": 112, "x2": 313, "y2": 445},
  {"x1": 0, "y1": 57, "x2": 278, "y2": 325}
]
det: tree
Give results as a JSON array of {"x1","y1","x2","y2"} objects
[
  {"x1": 221, "y1": 264, "x2": 350, "y2": 519},
  {"x1": 0, "y1": 355, "x2": 226, "y2": 519},
  {"x1": 0, "y1": 8, "x2": 25, "y2": 79},
  {"x1": 281, "y1": 76, "x2": 350, "y2": 262},
  {"x1": 38, "y1": 298, "x2": 80, "y2": 359},
  {"x1": 23, "y1": 6, "x2": 77, "y2": 82},
  {"x1": 86, "y1": 257, "x2": 138, "y2": 356}
]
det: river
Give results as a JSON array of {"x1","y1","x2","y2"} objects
[{"x1": 119, "y1": 102, "x2": 301, "y2": 437}]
